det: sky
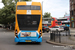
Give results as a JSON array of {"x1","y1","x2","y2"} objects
[{"x1": 0, "y1": 0, "x2": 70, "y2": 18}]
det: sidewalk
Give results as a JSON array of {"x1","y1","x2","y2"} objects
[
  {"x1": 70, "y1": 28, "x2": 75, "y2": 35},
  {"x1": 70, "y1": 28, "x2": 75, "y2": 32},
  {"x1": 46, "y1": 28, "x2": 75, "y2": 49},
  {"x1": 47, "y1": 36, "x2": 75, "y2": 49}
]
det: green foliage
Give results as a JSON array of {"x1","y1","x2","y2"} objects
[
  {"x1": 2, "y1": 0, "x2": 13, "y2": 6},
  {"x1": 43, "y1": 12, "x2": 52, "y2": 18},
  {"x1": 0, "y1": 0, "x2": 32, "y2": 25},
  {"x1": 0, "y1": 0, "x2": 15, "y2": 25}
]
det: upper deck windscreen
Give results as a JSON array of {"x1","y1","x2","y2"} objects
[{"x1": 17, "y1": 5, "x2": 40, "y2": 10}]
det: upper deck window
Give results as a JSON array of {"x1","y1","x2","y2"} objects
[{"x1": 17, "y1": 5, "x2": 40, "y2": 10}]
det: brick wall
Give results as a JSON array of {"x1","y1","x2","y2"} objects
[{"x1": 70, "y1": 0, "x2": 75, "y2": 28}]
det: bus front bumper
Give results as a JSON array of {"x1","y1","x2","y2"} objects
[{"x1": 15, "y1": 37, "x2": 42, "y2": 42}]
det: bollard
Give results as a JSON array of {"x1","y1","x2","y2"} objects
[
  {"x1": 50, "y1": 33, "x2": 54, "y2": 40},
  {"x1": 50, "y1": 31, "x2": 55, "y2": 42},
  {"x1": 56, "y1": 30, "x2": 58, "y2": 36},
  {"x1": 59, "y1": 31, "x2": 61, "y2": 43},
  {"x1": 50, "y1": 33, "x2": 52, "y2": 40},
  {"x1": 68, "y1": 29, "x2": 70, "y2": 36},
  {"x1": 54, "y1": 32, "x2": 55, "y2": 42},
  {"x1": 66, "y1": 30, "x2": 67, "y2": 36},
  {"x1": 50, "y1": 30, "x2": 51, "y2": 33}
]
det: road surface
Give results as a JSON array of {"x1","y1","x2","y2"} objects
[{"x1": 0, "y1": 28, "x2": 74, "y2": 50}]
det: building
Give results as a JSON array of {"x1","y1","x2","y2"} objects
[
  {"x1": 64, "y1": 13, "x2": 70, "y2": 21},
  {"x1": 70, "y1": 0, "x2": 75, "y2": 28},
  {"x1": 42, "y1": 18, "x2": 51, "y2": 26}
]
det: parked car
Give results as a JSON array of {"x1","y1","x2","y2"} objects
[
  {"x1": 42, "y1": 26, "x2": 49, "y2": 33},
  {"x1": 60, "y1": 25, "x2": 69, "y2": 31},
  {"x1": 49, "y1": 26, "x2": 64, "y2": 31}
]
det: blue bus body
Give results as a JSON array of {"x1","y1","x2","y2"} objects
[{"x1": 15, "y1": 31, "x2": 42, "y2": 42}]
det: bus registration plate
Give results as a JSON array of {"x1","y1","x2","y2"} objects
[{"x1": 26, "y1": 40, "x2": 31, "y2": 42}]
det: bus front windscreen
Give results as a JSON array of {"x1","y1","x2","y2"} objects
[{"x1": 17, "y1": 15, "x2": 40, "y2": 30}]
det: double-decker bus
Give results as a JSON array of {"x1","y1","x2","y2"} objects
[
  {"x1": 42, "y1": 17, "x2": 62, "y2": 28},
  {"x1": 50, "y1": 18, "x2": 62, "y2": 27},
  {"x1": 56, "y1": 21, "x2": 62, "y2": 26},
  {"x1": 49, "y1": 17, "x2": 57, "y2": 28},
  {"x1": 15, "y1": 2, "x2": 42, "y2": 43}
]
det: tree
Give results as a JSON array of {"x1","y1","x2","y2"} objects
[
  {"x1": 0, "y1": 0, "x2": 32, "y2": 25},
  {"x1": 2, "y1": 0, "x2": 13, "y2": 6},
  {"x1": 43, "y1": 12, "x2": 52, "y2": 18},
  {"x1": 0, "y1": 0, "x2": 16, "y2": 25},
  {"x1": 0, "y1": 2, "x2": 15, "y2": 25},
  {"x1": 2, "y1": 0, "x2": 31, "y2": 6}
]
